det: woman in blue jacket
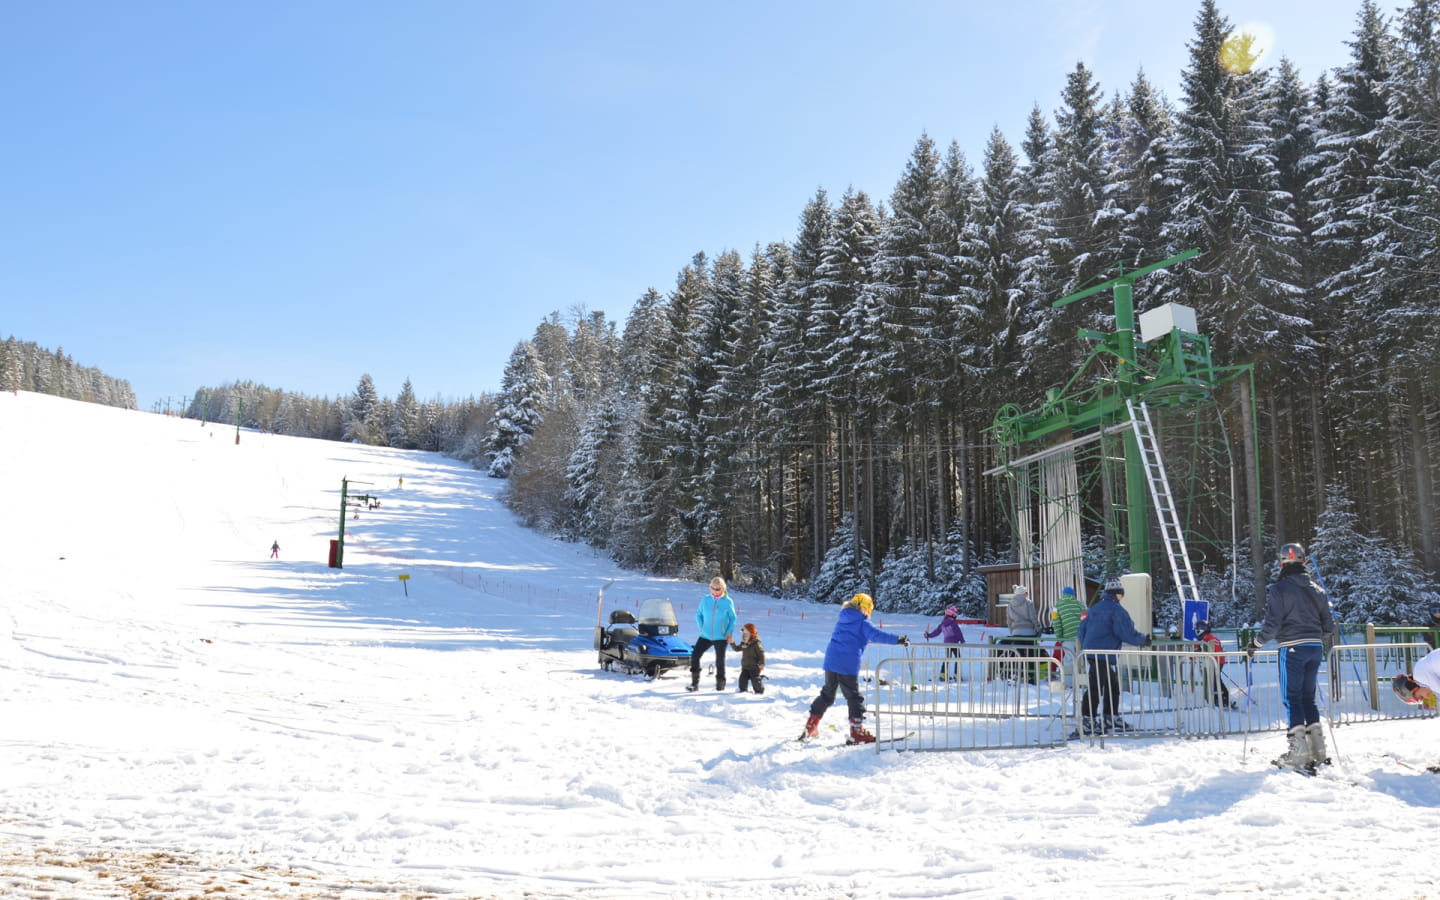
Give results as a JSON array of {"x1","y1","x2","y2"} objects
[
  {"x1": 802, "y1": 593, "x2": 908, "y2": 744},
  {"x1": 688, "y1": 577, "x2": 738, "y2": 692}
]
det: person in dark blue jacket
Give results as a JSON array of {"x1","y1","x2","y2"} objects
[
  {"x1": 687, "y1": 576, "x2": 738, "y2": 692},
  {"x1": 1076, "y1": 578, "x2": 1150, "y2": 735},
  {"x1": 802, "y1": 593, "x2": 908, "y2": 744},
  {"x1": 1248, "y1": 542, "x2": 1336, "y2": 772}
]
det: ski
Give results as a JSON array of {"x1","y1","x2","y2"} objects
[
  {"x1": 797, "y1": 722, "x2": 839, "y2": 743},
  {"x1": 847, "y1": 731, "x2": 915, "y2": 747},
  {"x1": 797, "y1": 728, "x2": 913, "y2": 747},
  {"x1": 1384, "y1": 754, "x2": 1440, "y2": 773}
]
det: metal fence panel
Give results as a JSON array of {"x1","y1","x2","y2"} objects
[{"x1": 865, "y1": 642, "x2": 1437, "y2": 752}]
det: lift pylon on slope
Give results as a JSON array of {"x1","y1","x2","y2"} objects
[{"x1": 985, "y1": 250, "x2": 1252, "y2": 628}]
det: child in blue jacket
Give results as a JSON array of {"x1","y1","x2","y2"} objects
[{"x1": 802, "y1": 593, "x2": 908, "y2": 744}]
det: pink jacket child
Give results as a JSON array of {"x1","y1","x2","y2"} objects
[{"x1": 924, "y1": 606, "x2": 966, "y2": 681}]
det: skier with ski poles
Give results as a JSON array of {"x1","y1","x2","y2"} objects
[
  {"x1": 1246, "y1": 542, "x2": 1335, "y2": 773},
  {"x1": 923, "y1": 605, "x2": 965, "y2": 681}
]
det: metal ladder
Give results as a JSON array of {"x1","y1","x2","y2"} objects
[{"x1": 1126, "y1": 398, "x2": 1202, "y2": 614}]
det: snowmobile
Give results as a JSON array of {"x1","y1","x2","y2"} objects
[{"x1": 595, "y1": 595, "x2": 692, "y2": 679}]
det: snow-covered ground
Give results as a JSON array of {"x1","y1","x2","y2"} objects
[{"x1": 2, "y1": 391, "x2": 1437, "y2": 899}]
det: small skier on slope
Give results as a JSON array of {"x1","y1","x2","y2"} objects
[
  {"x1": 801, "y1": 593, "x2": 908, "y2": 744},
  {"x1": 923, "y1": 606, "x2": 965, "y2": 681}
]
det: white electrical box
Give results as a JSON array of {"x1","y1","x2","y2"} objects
[
  {"x1": 1138, "y1": 303, "x2": 1198, "y2": 344},
  {"x1": 1118, "y1": 572, "x2": 1153, "y2": 637}
]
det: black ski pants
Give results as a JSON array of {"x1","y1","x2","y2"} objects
[
  {"x1": 1081, "y1": 658, "x2": 1121, "y2": 720},
  {"x1": 809, "y1": 670, "x2": 865, "y2": 721},
  {"x1": 690, "y1": 637, "x2": 727, "y2": 686}
]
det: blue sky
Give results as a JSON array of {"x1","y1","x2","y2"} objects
[{"x1": 2, "y1": 1, "x2": 1364, "y2": 413}]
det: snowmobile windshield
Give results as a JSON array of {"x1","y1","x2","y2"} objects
[{"x1": 636, "y1": 598, "x2": 680, "y2": 636}]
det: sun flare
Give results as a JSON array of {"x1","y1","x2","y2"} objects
[{"x1": 1220, "y1": 21, "x2": 1276, "y2": 74}]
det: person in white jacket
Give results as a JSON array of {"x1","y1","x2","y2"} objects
[{"x1": 1006, "y1": 585, "x2": 1043, "y2": 637}]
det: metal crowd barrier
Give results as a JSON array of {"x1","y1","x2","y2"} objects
[
  {"x1": 866, "y1": 641, "x2": 1437, "y2": 752},
  {"x1": 868, "y1": 646, "x2": 1072, "y2": 751}
]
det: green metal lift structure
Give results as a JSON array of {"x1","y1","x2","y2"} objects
[{"x1": 985, "y1": 249, "x2": 1254, "y2": 630}]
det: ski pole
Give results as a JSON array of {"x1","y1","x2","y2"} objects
[
  {"x1": 1221, "y1": 666, "x2": 1254, "y2": 706},
  {"x1": 1325, "y1": 715, "x2": 1342, "y2": 766},
  {"x1": 1241, "y1": 654, "x2": 1254, "y2": 762}
]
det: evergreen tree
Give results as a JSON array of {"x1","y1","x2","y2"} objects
[
  {"x1": 486, "y1": 342, "x2": 549, "y2": 478},
  {"x1": 1310, "y1": 483, "x2": 1440, "y2": 624},
  {"x1": 1162, "y1": 0, "x2": 1308, "y2": 371},
  {"x1": 810, "y1": 515, "x2": 871, "y2": 607},
  {"x1": 607, "y1": 287, "x2": 674, "y2": 569},
  {"x1": 390, "y1": 378, "x2": 419, "y2": 449},
  {"x1": 1111, "y1": 69, "x2": 1175, "y2": 263},
  {"x1": 1033, "y1": 62, "x2": 1126, "y2": 390},
  {"x1": 344, "y1": 374, "x2": 381, "y2": 444},
  {"x1": 975, "y1": 127, "x2": 1037, "y2": 395}
]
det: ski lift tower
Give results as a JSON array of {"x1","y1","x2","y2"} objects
[{"x1": 985, "y1": 249, "x2": 1254, "y2": 631}]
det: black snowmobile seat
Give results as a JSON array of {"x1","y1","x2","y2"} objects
[{"x1": 609, "y1": 610, "x2": 637, "y2": 625}]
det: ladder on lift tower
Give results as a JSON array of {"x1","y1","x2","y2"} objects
[{"x1": 1126, "y1": 398, "x2": 1202, "y2": 615}]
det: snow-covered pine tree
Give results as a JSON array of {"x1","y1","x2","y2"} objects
[
  {"x1": 876, "y1": 542, "x2": 941, "y2": 614},
  {"x1": 864, "y1": 134, "x2": 942, "y2": 422},
  {"x1": 388, "y1": 378, "x2": 419, "y2": 449},
  {"x1": 617, "y1": 258, "x2": 712, "y2": 569},
  {"x1": 607, "y1": 287, "x2": 672, "y2": 569},
  {"x1": 1310, "y1": 483, "x2": 1440, "y2": 625},
  {"x1": 805, "y1": 189, "x2": 881, "y2": 581},
  {"x1": 689, "y1": 249, "x2": 748, "y2": 577},
  {"x1": 811, "y1": 515, "x2": 871, "y2": 608},
  {"x1": 1358, "y1": 0, "x2": 1440, "y2": 573},
  {"x1": 1110, "y1": 69, "x2": 1175, "y2": 264},
  {"x1": 344, "y1": 374, "x2": 380, "y2": 445},
  {"x1": 1161, "y1": 0, "x2": 1309, "y2": 372},
  {"x1": 486, "y1": 341, "x2": 549, "y2": 478},
  {"x1": 1028, "y1": 62, "x2": 1126, "y2": 392}
]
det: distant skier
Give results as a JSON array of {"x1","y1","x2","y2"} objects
[
  {"x1": 924, "y1": 606, "x2": 965, "y2": 681},
  {"x1": 270, "y1": 540, "x2": 280, "y2": 559}
]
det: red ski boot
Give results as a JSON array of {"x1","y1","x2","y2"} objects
[
  {"x1": 847, "y1": 718, "x2": 876, "y2": 745},
  {"x1": 801, "y1": 715, "x2": 821, "y2": 740}
]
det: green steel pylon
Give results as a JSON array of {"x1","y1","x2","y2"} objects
[{"x1": 988, "y1": 249, "x2": 1249, "y2": 578}]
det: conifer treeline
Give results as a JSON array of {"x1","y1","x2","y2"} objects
[
  {"x1": 182, "y1": 377, "x2": 496, "y2": 469},
  {"x1": 485, "y1": 0, "x2": 1440, "y2": 623},
  {"x1": 0, "y1": 336, "x2": 137, "y2": 410}
]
